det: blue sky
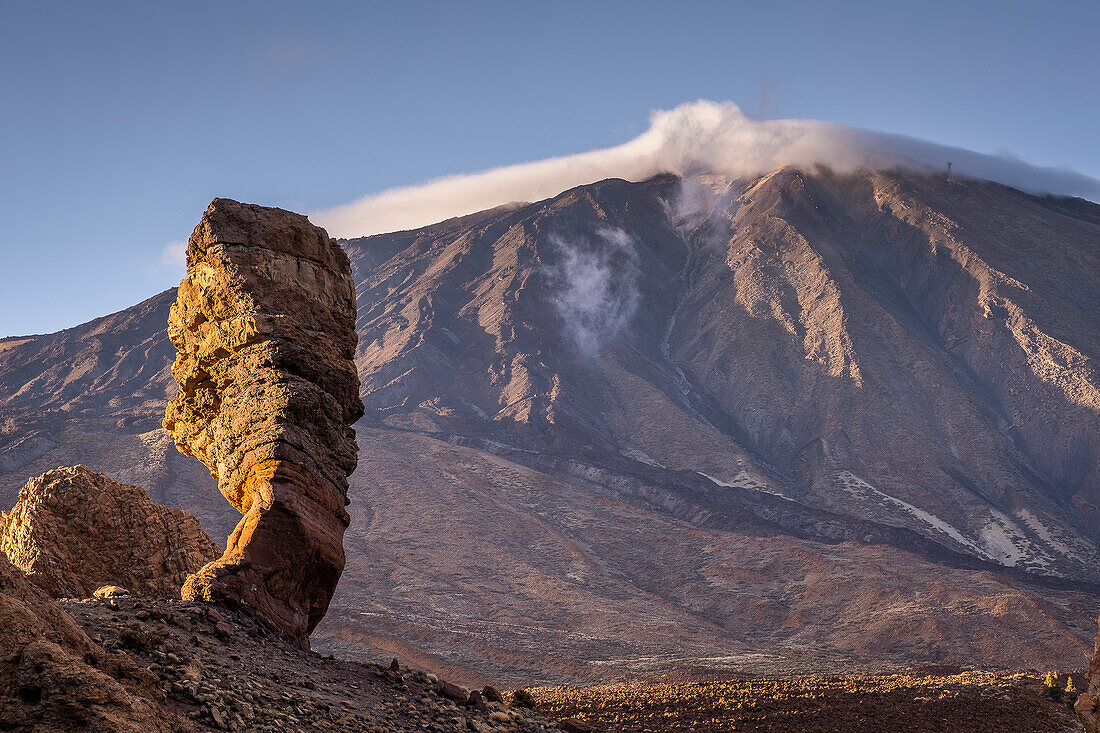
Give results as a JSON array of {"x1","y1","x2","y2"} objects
[{"x1": 1, "y1": 0, "x2": 1097, "y2": 337}]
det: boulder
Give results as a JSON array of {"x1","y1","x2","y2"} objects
[
  {"x1": 164, "y1": 198, "x2": 363, "y2": 648},
  {"x1": 441, "y1": 682, "x2": 469, "y2": 704},
  {"x1": 93, "y1": 586, "x2": 131, "y2": 599},
  {"x1": 0, "y1": 466, "x2": 218, "y2": 599},
  {"x1": 1081, "y1": 622, "x2": 1100, "y2": 732}
]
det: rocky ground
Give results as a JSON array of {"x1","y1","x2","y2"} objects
[
  {"x1": 62, "y1": 596, "x2": 558, "y2": 732},
  {"x1": 57, "y1": 593, "x2": 1089, "y2": 732},
  {"x1": 527, "y1": 669, "x2": 1086, "y2": 732}
]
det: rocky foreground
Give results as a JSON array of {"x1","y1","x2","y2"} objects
[
  {"x1": 60, "y1": 594, "x2": 559, "y2": 733},
  {"x1": 30, "y1": 590, "x2": 1092, "y2": 732}
]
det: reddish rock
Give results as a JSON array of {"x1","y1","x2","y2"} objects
[
  {"x1": 468, "y1": 689, "x2": 487, "y2": 712},
  {"x1": 482, "y1": 685, "x2": 504, "y2": 703},
  {"x1": 164, "y1": 198, "x2": 363, "y2": 649},
  {"x1": 1082, "y1": 618, "x2": 1100, "y2": 733},
  {"x1": 1077, "y1": 690, "x2": 1098, "y2": 732},
  {"x1": 0, "y1": 465, "x2": 218, "y2": 599}
]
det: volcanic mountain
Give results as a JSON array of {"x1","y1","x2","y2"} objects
[{"x1": 2, "y1": 167, "x2": 1099, "y2": 685}]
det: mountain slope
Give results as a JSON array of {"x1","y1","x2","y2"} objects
[
  {"x1": 345, "y1": 169, "x2": 1100, "y2": 578},
  {"x1": 2, "y1": 168, "x2": 1100, "y2": 684}
]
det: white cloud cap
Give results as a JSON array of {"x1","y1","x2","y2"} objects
[{"x1": 314, "y1": 100, "x2": 1100, "y2": 238}]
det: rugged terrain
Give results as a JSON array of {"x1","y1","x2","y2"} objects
[
  {"x1": 528, "y1": 669, "x2": 1085, "y2": 732},
  {"x1": 61, "y1": 594, "x2": 558, "y2": 733},
  {"x1": 1, "y1": 168, "x2": 1099, "y2": 685}
]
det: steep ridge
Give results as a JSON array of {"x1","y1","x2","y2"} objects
[
  {"x1": 1, "y1": 169, "x2": 1099, "y2": 684},
  {"x1": 345, "y1": 170, "x2": 1100, "y2": 579}
]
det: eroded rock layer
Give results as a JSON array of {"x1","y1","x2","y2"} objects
[
  {"x1": 0, "y1": 465, "x2": 217, "y2": 599},
  {"x1": 164, "y1": 198, "x2": 362, "y2": 648}
]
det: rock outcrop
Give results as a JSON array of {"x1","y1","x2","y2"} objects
[
  {"x1": 163, "y1": 198, "x2": 363, "y2": 648},
  {"x1": 0, "y1": 552, "x2": 186, "y2": 732},
  {"x1": 0, "y1": 465, "x2": 218, "y2": 599},
  {"x1": 1079, "y1": 635, "x2": 1100, "y2": 731}
]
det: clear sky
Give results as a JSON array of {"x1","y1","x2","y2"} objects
[{"x1": 2, "y1": 0, "x2": 1097, "y2": 337}]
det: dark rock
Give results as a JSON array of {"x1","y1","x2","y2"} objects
[
  {"x1": 467, "y1": 689, "x2": 487, "y2": 712},
  {"x1": 441, "y1": 682, "x2": 468, "y2": 704}
]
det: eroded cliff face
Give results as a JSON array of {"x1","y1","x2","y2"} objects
[
  {"x1": 0, "y1": 465, "x2": 217, "y2": 598},
  {"x1": 164, "y1": 198, "x2": 363, "y2": 648}
]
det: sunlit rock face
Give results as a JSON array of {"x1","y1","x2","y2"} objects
[
  {"x1": 0, "y1": 465, "x2": 217, "y2": 599},
  {"x1": 164, "y1": 198, "x2": 363, "y2": 649}
]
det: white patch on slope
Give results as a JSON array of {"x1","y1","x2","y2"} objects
[
  {"x1": 1016, "y1": 508, "x2": 1096, "y2": 566},
  {"x1": 836, "y1": 472, "x2": 1079, "y2": 569},
  {"x1": 977, "y1": 517, "x2": 1030, "y2": 567},
  {"x1": 836, "y1": 471, "x2": 993, "y2": 559},
  {"x1": 698, "y1": 471, "x2": 796, "y2": 502},
  {"x1": 314, "y1": 100, "x2": 1100, "y2": 237}
]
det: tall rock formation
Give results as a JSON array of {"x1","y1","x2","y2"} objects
[
  {"x1": 164, "y1": 198, "x2": 363, "y2": 649},
  {"x1": 0, "y1": 465, "x2": 217, "y2": 598}
]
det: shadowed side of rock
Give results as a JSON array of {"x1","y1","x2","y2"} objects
[
  {"x1": 0, "y1": 552, "x2": 189, "y2": 732},
  {"x1": 0, "y1": 465, "x2": 218, "y2": 599},
  {"x1": 164, "y1": 198, "x2": 363, "y2": 649}
]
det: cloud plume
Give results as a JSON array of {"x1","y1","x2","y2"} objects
[
  {"x1": 314, "y1": 100, "x2": 1100, "y2": 238},
  {"x1": 545, "y1": 228, "x2": 639, "y2": 356}
]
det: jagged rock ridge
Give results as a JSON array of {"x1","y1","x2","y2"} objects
[
  {"x1": 163, "y1": 198, "x2": 363, "y2": 648},
  {"x1": 0, "y1": 465, "x2": 217, "y2": 598}
]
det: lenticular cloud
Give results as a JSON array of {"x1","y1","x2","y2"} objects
[{"x1": 313, "y1": 100, "x2": 1100, "y2": 238}]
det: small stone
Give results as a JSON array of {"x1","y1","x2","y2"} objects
[
  {"x1": 93, "y1": 585, "x2": 130, "y2": 599},
  {"x1": 209, "y1": 705, "x2": 227, "y2": 729}
]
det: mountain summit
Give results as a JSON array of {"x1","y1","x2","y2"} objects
[{"x1": 2, "y1": 167, "x2": 1099, "y2": 683}]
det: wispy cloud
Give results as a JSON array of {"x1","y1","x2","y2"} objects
[
  {"x1": 545, "y1": 228, "x2": 639, "y2": 356},
  {"x1": 160, "y1": 240, "x2": 187, "y2": 269},
  {"x1": 313, "y1": 100, "x2": 1100, "y2": 238}
]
